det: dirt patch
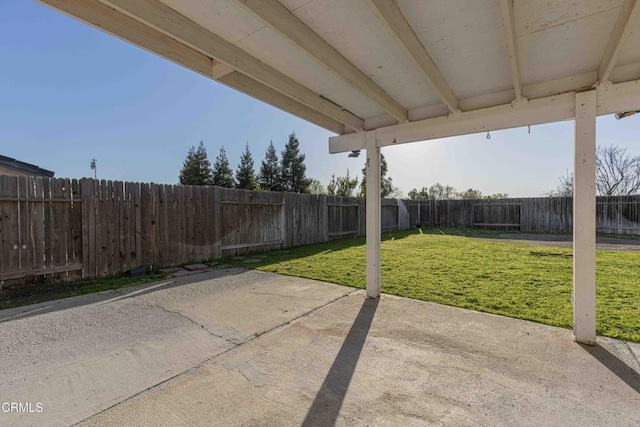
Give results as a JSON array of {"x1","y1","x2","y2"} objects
[{"x1": 483, "y1": 233, "x2": 640, "y2": 252}]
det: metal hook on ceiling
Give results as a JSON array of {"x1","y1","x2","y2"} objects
[
  {"x1": 486, "y1": 131, "x2": 491, "y2": 140},
  {"x1": 528, "y1": 125, "x2": 531, "y2": 134}
]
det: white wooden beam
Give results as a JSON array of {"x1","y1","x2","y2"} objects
[
  {"x1": 364, "y1": 0, "x2": 459, "y2": 114},
  {"x1": 598, "y1": 0, "x2": 640, "y2": 84},
  {"x1": 236, "y1": 0, "x2": 408, "y2": 123},
  {"x1": 573, "y1": 90, "x2": 597, "y2": 345},
  {"x1": 597, "y1": 78, "x2": 640, "y2": 114},
  {"x1": 329, "y1": 78, "x2": 640, "y2": 153},
  {"x1": 330, "y1": 92, "x2": 575, "y2": 153},
  {"x1": 38, "y1": 0, "x2": 345, "y2": 134},
  {"x1": 211, "y1": 62, "x2": 233, "y2": 80},
  {"x1": 523, "y1": 71, "x2": 597, "y2": 100},
  {"x1": 365, "y1": 131, "x2": 381, "y2": 298},
  {"x1": 499, "y1": 0, "x2": 523, "y2": 102},
  {"x1": 101, "y1": 0, "x2": 364, "y2": 131},
  {"x1": 354, "y1": 65, "x2": 640, "y2": 131}
]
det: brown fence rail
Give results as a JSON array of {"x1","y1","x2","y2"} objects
[{"x1": 2, "y1": 174, "x2": 640, "y2": 283}]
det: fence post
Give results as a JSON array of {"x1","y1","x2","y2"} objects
[{"x1": 281, "y1": 192, "x2": 287, "y2": 248}]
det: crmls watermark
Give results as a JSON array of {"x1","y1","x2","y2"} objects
[{"x1": 1, "y1": 402, "x2": 43, "y2": 413}]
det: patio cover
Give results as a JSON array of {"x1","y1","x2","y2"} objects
[{"x1": 38, "y1": 0, "x2": 640, "y2": 344}]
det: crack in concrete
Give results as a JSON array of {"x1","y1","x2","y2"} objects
[
  {"x1": 145, "y1": 303, "x2": 239, "y2": 347},
  {"x1": 72, "y1": 290, "x2": 356, "y2": 426}
]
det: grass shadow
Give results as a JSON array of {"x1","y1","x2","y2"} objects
[{"x1": 302, "y1": 298, "x2": 378, "y2": 426}]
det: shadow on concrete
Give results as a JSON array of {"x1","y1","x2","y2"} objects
[
  {"x1": 0, "y1": 268, "x2": 246, "y2": 324},
  {"x1": 580, "y1": 343, "x2": 640, "y2": 393},
  {"x1": 302, "y1": 298, "x2": 378, "y2": 426}
]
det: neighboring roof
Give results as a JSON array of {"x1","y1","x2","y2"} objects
[
  {"x1": 39, "y1": 0, "x2": 640, "y2": 141},
  {"x1": 0, "y1": 155, "x2": 55, "y2": 177}
]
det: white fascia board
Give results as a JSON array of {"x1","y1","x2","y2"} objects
[
  {"x1": 329, "y1": 79, "x2": 640, "y2": 153},
  {"x1": 329, "y1": 92, "x2": 575, "y2": 153}
]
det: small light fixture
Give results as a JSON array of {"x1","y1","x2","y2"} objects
[
  {"x1": 348, "y1": 150, "x2": 361, "y2": 158},
  {"x1": 615, "y1": 110, "x2": 640, "y2": 120}
]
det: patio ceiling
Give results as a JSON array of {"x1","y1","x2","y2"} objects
[{"x1": 39, "y1": 0, "x2": 640, "y2": 148}]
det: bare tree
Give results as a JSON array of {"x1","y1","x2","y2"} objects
[
  {"x1": 548, "y1": 170, "x2": 574, "y2": 197},
  {"x1": 549, "y1": 145, "x2": 640, "y2": 197},
  {"x1": 596, "y1": 145, "x2": 640, "y2": 196}
]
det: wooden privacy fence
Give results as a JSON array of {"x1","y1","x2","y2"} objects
[
  {"x1": 0, "y1": 176, "x2": 406, "y2": 283},
  {"x1": 418, "y1": 196, "x2": 640, "y2": 234},
  {"x1": 0, "y1": 175, "x2": 82, "y2": 282},
  {"x1": 4, "y1": 174, "x2": 638, "y2": 284}
]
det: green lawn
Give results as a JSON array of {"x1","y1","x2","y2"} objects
[{"x1": 225, "y1": 229, "x2": 640, "y2": 342}]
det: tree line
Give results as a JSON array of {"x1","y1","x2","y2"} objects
[
  {"x1": 179, "y1": 133, "x2": 311, "y2": 193},
  {"x1": 323, "y1": 154, "x2": 401, "y2": 198},
  {"x1": 407, "y1": 144, "x2": 640, "y2": 200},
  {"x1": 180, "y1": 140, "x2": 403, "y2": 198},
  {"x1": 405, "y1": 184, "x2": 508, "y2": 201}
]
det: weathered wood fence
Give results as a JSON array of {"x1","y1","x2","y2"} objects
[
  {"x1": 0, "y1": 176, "x2": 407, "y2": 282},
  {"x1": 2, "y1": 175, "x2": 639, "y2": 283},
  {"x1": 416, "y1": 196, "x2": 640, "y2": 234}
]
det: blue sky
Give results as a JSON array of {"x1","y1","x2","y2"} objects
[{"x1": 1, "y1": 0, "x2": 639, "y2": 197}]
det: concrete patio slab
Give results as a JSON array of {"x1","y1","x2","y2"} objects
[
  {"x1": 80, "y1": 291, "x2": 640, "y2": 427},
  {"x1": 0, "y1": 269, "x2": 352, "y2": 427}
]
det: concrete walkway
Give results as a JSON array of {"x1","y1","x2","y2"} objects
[
  {"x1": 0, "y1": 269, "x2": 351, "y2": 427},
  {"x1": 1, "y1": 270, "x2": 639, "y2": 426}
]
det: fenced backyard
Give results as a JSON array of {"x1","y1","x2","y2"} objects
[{"x1": 1, "y1": 174, "x2": 640, "y2": 284}]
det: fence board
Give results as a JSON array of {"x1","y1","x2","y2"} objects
[
  {"x1": 17, "y1": 177, "x2": 29, "y2": 272},
  {"x1": 70, "y1": 179, "x2": 82, "y2": 277},
  {"x1": 59, "y1": 179, "x2": 71, "y2": 280},
  {"x1": 0, "y1": 176, "x2": 7, "y2": 275},
  {"x1": 31, "y1": 177, "x2": 44, "y2": 273}
]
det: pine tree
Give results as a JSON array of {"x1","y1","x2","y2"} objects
[
  {"x1": 326, "y1": 170, "x2": 358, "y2": 196},
  {"x1": 235, "y1": 143, "x2": 257, "y2": 190},
  {"x1": 179, "y1": 141, "x2": 213, "y2": 186},
  {"x1": 212, "y1": 146, "x2": 235, "y2": 188},
  {"x1": 258, "y1": 141, "x2": 282, "y2": 191},
  {"x1": 307, "y1": 178, "x2": 325, "y2": 195},
  {"x1": 280, "y1": 133, "x2": 310, "y2": 193},
  {"x1": 359, "y1": 153, "x2": 394, "y2": 197}
]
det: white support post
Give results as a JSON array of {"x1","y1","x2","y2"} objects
[
  {"x1": 365, "y1": 131, "x2": 381, "y2": 298},
  {"x1": 573, "y1": 90, "x2": 597, "y2": 345}
]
